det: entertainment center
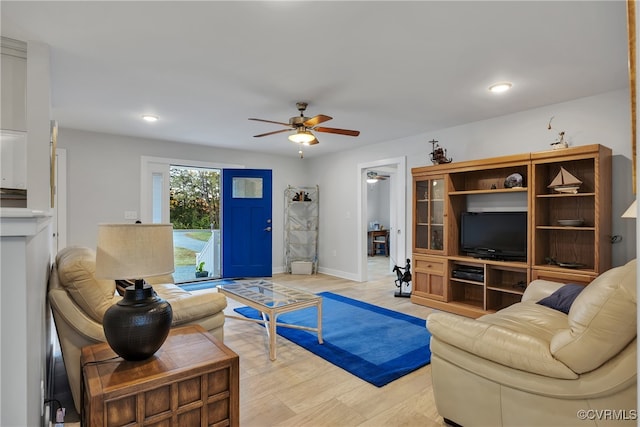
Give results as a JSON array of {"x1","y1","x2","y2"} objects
[{"x1": 411, "y1": 144, "x2": 612, "y2": 318}]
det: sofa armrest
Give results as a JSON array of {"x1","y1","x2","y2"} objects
[
  {"x1": 49, "y1": 288, "x2": 106, "y2": 342},
  {"x1": 427, "y1": 312, "x2": 576, "y2": 379},
  {"x1": 521, "y1": 279, "x2": 566, "y2": 303},
  {"x1": 153, "y1": 284, "x2": 227, "y2": 325}
]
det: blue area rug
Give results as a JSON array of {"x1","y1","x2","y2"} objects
[{"x1": 234, "y1": 291, "x2": 431, "y2": 387}]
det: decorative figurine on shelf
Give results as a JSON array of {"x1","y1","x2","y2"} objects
[
  {"x1": 431, "y1": 229, "x2": 443, "y2": 250},
  {"x1": 292, "y1": 191, "x2": 311, "y2": 201},
  {"x1": 393, "y1": 258, "x2": 412, "y2": 298},
  {"x1": 548, "y1": 116, "x2": 569, "y2": 150},
  {"x1": 429, "y1": 139, "x2": 452, "y2": 165},
  {"x1": 548, "y1": 166, "x2": 582, "y2": 194},
  {"x1": 551, "y1": 131, "x2": 568, "y2": 150},
  {"x1": 504, "y1": 172, "x2": 524, "y2": 189}
]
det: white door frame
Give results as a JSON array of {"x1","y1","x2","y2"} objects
[
  {"x1": 356, "y1": 156, "x2": 406, "y2": 282},
  {"x1": 54, "y1": 148, "x2": 67, "y2": 252},
  {"x1": 140, "y1": 156, "x2": 242, "y2": 223}
]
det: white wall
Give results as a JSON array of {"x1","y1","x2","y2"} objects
[
  {"x1": 309, "y1": 89, "x2": 636, "y2": 278},
  {"x1": 366, "y1": 179, "x2": 390, "y2": 230},
  {"x1": 58, "y1": 128, "x2": 312, "y2": 272},
  {"x1": 58, "y1": 89, "x2": 636, "y2": 281},
  {"x1": 25, "y1": 42, "x2": 51, "y2": 211}
]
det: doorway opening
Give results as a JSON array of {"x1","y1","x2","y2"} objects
[
  {"x1": 357, "y1": 157, "x2": 407, "y2": 282},
  {"x1": 169, "y1": 166, "x2": 221, "y2": 283},
  {"x1": 366, "y1": 169, "x2": 393, "y2": 280}
]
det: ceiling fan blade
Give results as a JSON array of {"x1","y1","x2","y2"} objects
[
  {"x1": 249, "y1": 118, "x2": 292, "y2": 127},
  {"x1": 314, "y1": 126, "x2": 360, "y2": 137},
  {"x1": 303, "y1": 114, "x2": 332, "y2": 127},
  {"x1": 253, "y1": 128, "x2": 292, "y2": 138}
]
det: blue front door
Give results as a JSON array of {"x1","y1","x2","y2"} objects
[{"x1": 221, "y1": 169, "x2": 272, "y2": 278}]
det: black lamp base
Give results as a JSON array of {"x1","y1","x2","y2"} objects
[{"x1": 103, "y1": 280, "x2": 173, "y2": 361}]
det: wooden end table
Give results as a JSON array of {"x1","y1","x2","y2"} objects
[{"x1": 81, "y1": 325, "x2": 239, "y2": 427}]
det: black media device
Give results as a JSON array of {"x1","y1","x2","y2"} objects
[
  {"x1": 460, "y1": 211, "x2": 527, "y2": 262},
  {"x1": 452, "y1": 265, "x2": 485, "y2": 282}
]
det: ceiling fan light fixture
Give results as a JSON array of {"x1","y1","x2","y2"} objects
[
  {"x1": 288, "y1": 129, "x2": 315, "y2": 144},
  {"x1": 250, "y1": 102, "x2": 360, "y2": 146},
  {"x1": 367, "y1": 171, "x2": 379, "y2": 184}
]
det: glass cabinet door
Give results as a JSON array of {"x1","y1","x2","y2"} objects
[{"x1": 414, "y1": 176, "x2": 444, "y2": 252}]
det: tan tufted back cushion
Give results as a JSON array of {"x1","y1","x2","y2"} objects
[
  {"x1": 551, "y1": 259, "x2": 637, "y2": 373},
  {"x1": 55, "y1": 246, "x2": 119, "y2": 323}
]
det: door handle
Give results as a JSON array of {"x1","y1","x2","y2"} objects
[{"x1": 264, "y1": 226, "x2": 272, "y2": 232}]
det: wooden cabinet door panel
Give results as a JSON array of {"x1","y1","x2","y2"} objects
[{"x1": 413, "y1": 255, "x2": 446, "y2": 301}]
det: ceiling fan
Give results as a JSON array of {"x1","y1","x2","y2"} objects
[
  {"x1": 367, "y1": 171, "x2": 389, "y2": 183},
  {"x1": 249, "y1": 102, "x2": 360, "y2": 146}
]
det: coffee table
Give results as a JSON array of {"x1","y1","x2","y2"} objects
[{"x1": 217, "y1": 279, "x2": 323, "y2": 360}]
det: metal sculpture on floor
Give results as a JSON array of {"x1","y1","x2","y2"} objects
[{"x1": 393, "y1": 258, "x2": 412, "y2": 298}]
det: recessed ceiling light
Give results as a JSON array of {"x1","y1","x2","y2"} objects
[
  {"x1": 142, "y1": 114, "x2": 159, "y2": 122},
  {"x1": 488, "y1": 82, "x2": 513, "y2": 93}
]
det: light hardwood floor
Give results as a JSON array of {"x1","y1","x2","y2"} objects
[
  {"x1": 222, "y1": 256, "x2": 445, "y2": 427},
  {"x1": 53, "y1": 256, "x2": 445, "y2": 427}
]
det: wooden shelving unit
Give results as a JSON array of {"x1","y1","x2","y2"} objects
[
  {"x1": 530, "y1": 144, "x2": 612, "y2": 284},
  {"x1": 411, "y1": 145, "x2": 612, "y2": 318},
  {"x1": 284, "y1": 185, "x2": 319, "y2": 274}
]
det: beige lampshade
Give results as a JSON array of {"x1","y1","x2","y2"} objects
[
  {"x1": 95, "y1": 223, "x2": 175, "y2": 279},
  {"x1": 621, "y1": 200, "x2": 637, "y2": 218}
]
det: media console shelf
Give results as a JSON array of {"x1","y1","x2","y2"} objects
[{"x1": 411, "y1": 144, "x2": 611, "y2": 318}]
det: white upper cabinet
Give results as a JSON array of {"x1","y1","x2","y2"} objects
[{"x1": 1, "y1": 37, "x2": 27, "y2": 132}]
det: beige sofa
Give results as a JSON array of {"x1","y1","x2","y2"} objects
[
  {"x1": 48, "y1": 246, "x2": 227, "y2": 413},
  {"x1": 427, "y1": 259, "x2": 637, "y2": 426}
]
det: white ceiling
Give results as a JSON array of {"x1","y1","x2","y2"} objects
[{"x1": 1, "y1": 1, "x2": 630, "y2": 158}]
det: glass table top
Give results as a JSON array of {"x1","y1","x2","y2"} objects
[{"x1": 217, "y1": 279, "x2": 319, "y2": 308}]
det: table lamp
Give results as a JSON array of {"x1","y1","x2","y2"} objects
[
  {"x1": 622, "y1": 199, "x2": 637, "y2": 218},
  {"x1": 95, "y1": 223, "x2": 175, "y2": 360}
]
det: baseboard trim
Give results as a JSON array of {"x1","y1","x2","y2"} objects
[{"x1": 317, "y1": 267, "x2": 361, "y2": 282}]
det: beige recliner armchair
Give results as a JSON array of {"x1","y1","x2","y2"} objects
[
  {"x1": 48, "y1": 246, "x2": 227, "y2": 413},
  {"x1": 427, "y1": 259, "x2": 637, "y2": 426}
]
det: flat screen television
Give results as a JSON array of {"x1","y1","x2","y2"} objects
[{"x1": 460, "y1": 211, "x2": 527, "y2": 261}]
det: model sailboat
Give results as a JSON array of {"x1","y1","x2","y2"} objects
[{"x1": 547, "y1": 166, "x2": 582, "y2": 194}]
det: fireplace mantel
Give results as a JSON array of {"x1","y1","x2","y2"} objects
[{"x1": 0, "y1": 207, "x2": 52, "y2": 427}]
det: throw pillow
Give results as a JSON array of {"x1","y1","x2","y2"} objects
[{"x1": 537, "y1": 284, "x2": 584, "y2": 314}]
